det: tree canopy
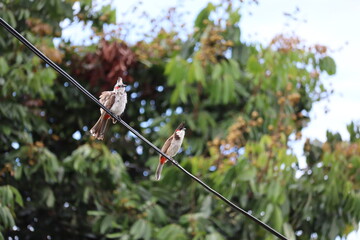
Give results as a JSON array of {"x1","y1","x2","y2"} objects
[{"x1": 0, "y1": 0, "x2": 359, "y2": 240}]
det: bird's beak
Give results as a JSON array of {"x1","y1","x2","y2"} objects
[{"x1": 122, "y1": 84, "x2": 127, "y2": 87}]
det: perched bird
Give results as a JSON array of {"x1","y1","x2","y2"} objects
[
  {"x1": 155, "y1": 123, "x2": 186, "y2": 180},
  {"x1": 90, "y1": 77, "x2": 127, "y2": 140}
]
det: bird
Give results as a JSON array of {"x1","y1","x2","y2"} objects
[
  {"x1": 90, "y1": 77, "x2": 127, "y2": 140},
  {"x1": 155, "y1": 123, "x2": 186, "y2": 180}
]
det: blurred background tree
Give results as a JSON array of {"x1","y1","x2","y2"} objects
[{"x1": 0, "y1": 0, "x2": 359, "y2": 240}]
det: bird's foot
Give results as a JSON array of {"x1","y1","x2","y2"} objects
[{"x1": 113, "y1": 115, "x2": 122, "y2": 124}]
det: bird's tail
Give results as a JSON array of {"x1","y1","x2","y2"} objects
[
  {"x1": 155, "y1": 156, "x2": 167, "y2": 180},
  {"x1": 90, "y1": 114, "x2": 110, "y2": 140}
]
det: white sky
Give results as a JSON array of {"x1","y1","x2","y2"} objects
[{"x1": 63, "y1": 0, "x2": 360, "y2": 238}]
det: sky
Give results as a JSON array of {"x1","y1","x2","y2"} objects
[{"x1": 63, "y1": 0, "x2": 360, "y2": 238}]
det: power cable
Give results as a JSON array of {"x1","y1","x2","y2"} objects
[{"x1": 0, "y1": 17, "x2": 288, "y2": 240}]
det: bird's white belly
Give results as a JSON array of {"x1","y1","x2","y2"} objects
[
  {"x1": 111, "y1": 94, "x2": 127, "y2": 116},
  {"x1": 167, "y1": 138, "x2": 183, "y2": 157}
]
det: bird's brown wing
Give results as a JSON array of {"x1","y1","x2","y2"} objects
[
  {"x1": 99, "y1": 91, "x2": 115, "y2": 113},
  {"x1": 161, "y1": 135, "x2": 173, "y2": 154}
]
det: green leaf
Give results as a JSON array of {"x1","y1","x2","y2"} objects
[
  {"x1": 157, "y1": 224, "x2": 187, "y2": 240},
  {"x1": 268, "y1": 181, "x2": 281, "y2": 203},
  {"x1": 227, "y1": 25, "x2": 241, "y2": 44},
  {"x1": 0, "y1": 206, "x2": 15, "y2": 228},
  {"x1": 106, "y1": 232, "x2": 125, "y2": 239},
  {"x1": 166, "y1": 57, "x2": 187, "y2": 86},
  {"x1": 193, "y1": 59, "x2": 206, "y2": 85},
  {"x1": 165, "y1": 57, "x2": 176, "y2": 75},
  {"x1": 6, "y1": 11, "x2": 17, "y2": 28},
  {"x1": 170, "y1": 86, "x2": 180, "y2": 104},
  {"x1": 283, "y1": 222, "x2": 296, "y2": 240},
  {"x1": 229, "y1": 10, "x2": 241, "y2": 25},
  {"x1": 235, "y1": 81, "x2": 249, "y2": 98},
  {"x1": 147, "y1": 205, "x2": 168, "y2": 224},
  {"x1": 247, "y1": 55, "x2": 262, "y2": 74},
  {"x1": 130, "y1": 219, "x2": 152, "y2": 240},
  {"x1": 0, "y1": 57, "x2": 9, "y2": 76},
  {"x1": 228, "y1": 59, "x2": 241, "y2": 79},
  {"x1": 14, "y1": 166, "x2": 22, "y2": 180},
  {"x1": 36, "y1": 1, "x2": 46, "y2": 10},
  {"x1": 179, "y1": 82, "x2": 187, "y2": 103},
  {"x1": 187, "y1": 62, "x2": 196, "y2": 83},
  {"x1": 238, "y1": 166, "x2": 256, "y2": 181},
  {"x1": 41, "y1": 68, "x2": 57, "y2": 85},
  {"x1": 319, "y1": 56, "x2": 336, "y2": 75},
  {"x1": 328, "y1": 218, "x2": 339, "y2": 239},
  {"x1": 200, "y1": 195, "x2": 212, "y2": 218},
  {"x1": 205, "y1": 232, "x2": 225, "y2": 240},
  {"x1": 0, "y1": 207, "x2": 8, "y2": 227},
  {"x1": 223, "y1": 74, "x2": 231, "y2": 104},
  {"x1": 211, "y1": 63, "x2": 223, "y2": 80},
  {"x1": 44, "y1": 188, "x2": 55, "y2": 207},
  {"x1": 4, "y1": 207, "x2": 15, "y2": 227},
  {"x1": 100, "y1": 215, "x2": 114, "y2": 234},
  {"x1": 0, "y1": 185, "x2": 13, "y2": 206},
  {"x1": 99, "y1": 5, "x2": 116, "y2": 24},
  {"x1": 83, "y1": 186, "x2": 91, "y2": 203},
  {"x1": 87, "y1": 210, "x2": 107, "y2": 216},
  {"x1": 262, "y1": 203, "x2": 274, "y2": 223},
  {"x1": 272, "y1": 205, "x2": 283, "y2": 231},
  {"x1": 9, "y1": 186, "x2": 23, "y2": 207},
  {"x1": 195, "y1": 3, "x2": 215, "y2": 30},
  {"x1": 214, "y1": 78, "x2": 223, "y2": 104},
  {"x1": 108, "y1": 9, "x2": 116, "y2": 24}
]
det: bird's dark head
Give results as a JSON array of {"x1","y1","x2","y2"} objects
[
  {"x1": 114, "y1": 77, "x2": 126, "y2": 90},
  {"x1": 176, "y1": 122, "x2": 186, "y2": 132}
]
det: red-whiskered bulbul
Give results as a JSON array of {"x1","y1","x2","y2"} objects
[
  {"x1": 90, "y1": 77, "x2": 127, "y2": 140},
  {"x1": 155, "y1": 123, "x2": 186, "y2": 180}
]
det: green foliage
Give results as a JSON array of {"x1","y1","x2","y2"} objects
[
  {"x1": 129, "y1": 219, "x2": 152, "y2": 240},
  {"x1": 1, "y1": 1, "x2": 359, "y2": 240},
  {"x1": 0, "y1": 57, "x2": 9, "y2": 76},
  {"x1": 319, "y1": 56, "x2": 336, "y2": 75},
  {"x1": 0, "y1": 185, "x2": 23, "y2": 237},
  {"x1": 347, "y1": 121, "x2": 360, "y2": 143},
  {"x1": 9, "y1": 145, "x2": 61, "y2": 182},
  {"x1": 195, "y1": 3, "x2": 216, "y2": 30}
]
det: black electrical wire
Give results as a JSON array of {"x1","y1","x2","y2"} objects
[{"x1": 0, "y1": 17, "x2": 288, "y2": 240}]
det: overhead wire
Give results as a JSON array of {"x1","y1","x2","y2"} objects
[{"x1": 0, "y1": 17, "x2": 288, "y2": 240}]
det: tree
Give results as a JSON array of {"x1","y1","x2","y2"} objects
[{"x1": 0, "y1": 0, "x2": 359, "y2": 240}]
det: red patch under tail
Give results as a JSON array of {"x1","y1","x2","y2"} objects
[
  {"x1": 160, "y1": 156, "x2": 167, "y2": 164},
  {"x1": 104, "y1": 114, "x2": 111, "y2": 120}
]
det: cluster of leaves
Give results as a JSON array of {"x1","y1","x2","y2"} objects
[
  {"x1": 0, "y1": 0, "x2": 121, "y2": 239},
  {"x1": 0, "y1": 0, "x2": 359, "y2": 240},
  {"x1": 70, "y1": 40, "x2": 137, "y2": 92}
]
